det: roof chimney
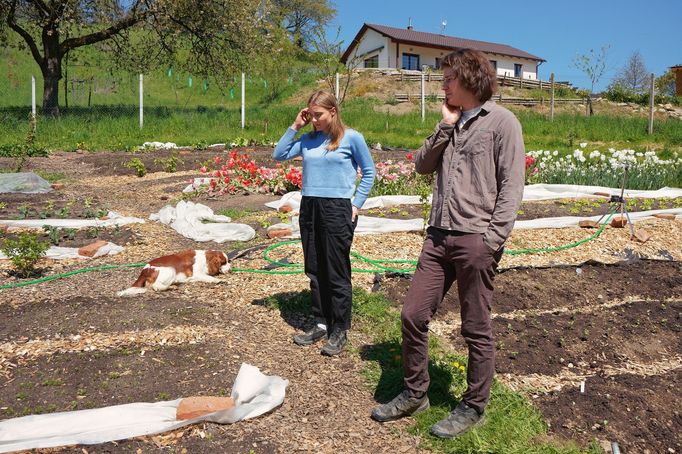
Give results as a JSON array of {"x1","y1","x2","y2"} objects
[{"x1": 407, "y1": 18, "x2": 413, "y2": 31}]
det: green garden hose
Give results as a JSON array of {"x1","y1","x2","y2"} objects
[{"x1": 0, "y1": 208, "x2": 618, "y2": 290}]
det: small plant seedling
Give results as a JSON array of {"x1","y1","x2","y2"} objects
[
  {"x1": 125, "y1": 158, "x2": 147, "y2": 177},
  {"x1": 42, "y1": 225, "x2": 62, "y2": 245}
]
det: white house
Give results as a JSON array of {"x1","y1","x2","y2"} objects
[{"x1": 341, "y1": 23, "x2": 545, "y2": 80}]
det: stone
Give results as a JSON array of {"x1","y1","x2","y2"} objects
[
  {"x1": 593, "y1": 192, "x2": 611, "y2": 197},
  {"x1": 0, "y1": 225, "x2": 8, "y2": 234},
  {"x1": 50, "y1": 183, "x2": 64, "y2": 190},
  {"x1": 176, "y1": 396, "x2": 235, "y2": 420},
  {"x1": 78, "y1": 240, "x2": 108, "y2": 257},
  {"x1": 653, "y1": 213, "x2": 676, "y2": 220},
  {"x1": 267, "y1": 228, "x2": 293, "y2": 239},
  {"x1": 632, "y1": 229, "x2": 651, "y2": 243},
  {"x1": 610, "y1": 216, "x2": 628, "y2": 228},
  {"x1": 579, "y1": 220, "x2": 599, "y2": 229}
]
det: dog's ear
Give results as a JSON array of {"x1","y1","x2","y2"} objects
[{"x1": 206, "y1": 251, "x2": 223, "y2": 275}]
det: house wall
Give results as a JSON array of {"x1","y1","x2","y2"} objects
[
  {"x1": 489, "y1": 55, "x2": 539, "y2": 80},
  {"x1": 351, "y1": 29, "x2": 390, "y2": 68},
  {"x1": 351, "y1": 30, "x2": 540, "y2": 79}
]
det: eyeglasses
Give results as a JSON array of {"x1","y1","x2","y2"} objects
[{"x1": 442, "y1": 76, "x2": 457, "y2": 85}]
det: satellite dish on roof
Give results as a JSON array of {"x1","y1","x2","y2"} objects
[{"x1": 440, "y1": 19, "x2": 447, "y2": 34}]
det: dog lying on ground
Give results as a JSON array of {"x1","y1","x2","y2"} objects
[{"x1": 117, "y1": 249, "x2": 230, "y2": 297}]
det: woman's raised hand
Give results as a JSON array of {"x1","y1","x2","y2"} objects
[{"x1": 292, "y1": 108, "x2": 310, "y2": 131}]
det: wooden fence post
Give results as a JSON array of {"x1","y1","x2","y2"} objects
[
  {"x1": 550, "y1": 73, "x2": 555, "y2": 121},
  {"x1": 648, "y1": 73, "x2": 655, "y2": 135}
]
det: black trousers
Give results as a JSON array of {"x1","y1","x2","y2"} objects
[{"x1": 299, "y1": 196, "x2": 357, "y2": 332}]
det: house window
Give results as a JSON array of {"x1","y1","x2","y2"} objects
[
  {"x1": 435, "y1": 57, "x2": 442, "y2": 69},
  {"x1": 514, "y1": 63, "x2": 522, "y2": 78},
  {"x1": 490, "y1": 60, "x2": 497, "y2": 70},
  {"x1": 402, "y1": 53, "x2": 420, "y2": 70},
  {"x1": 364, "y1": 55, "x2": 379, "y2": 68}
]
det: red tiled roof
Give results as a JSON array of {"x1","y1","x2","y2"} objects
[{"x1": 342, "y1": 23, "x2": 544, "y2": 63}]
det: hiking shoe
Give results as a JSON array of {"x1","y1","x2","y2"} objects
[
  {"x1": 321, "y1": 328, "x2": 347, "y2": 356},
  {"x1": 293, "y1": 325, "x2": 327, "y2": 346},
  {"x1": 430, "y1": 401, "x2": 485, "y2": 439},
  {"x1": 371, "y1": 389, "x2": 430, "y2": 422}
]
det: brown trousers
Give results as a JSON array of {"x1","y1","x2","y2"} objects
[{"x1": 401, "y1": 227, "x2": 503, "y2": 414}]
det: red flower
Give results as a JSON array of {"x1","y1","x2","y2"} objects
[
  {"x1": 200, "y1": 166, "x2": 208, "y2": 173},
  {"x1": 214, "y1": 156, "x2": 221, "y2": 166},
  {"x1": 406, "y1": 152, "x2": 414, "y2": 161}
]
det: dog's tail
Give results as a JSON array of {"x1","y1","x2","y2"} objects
[{"x1": 117, "y1": 267, "x2": 152, "y2": 297}]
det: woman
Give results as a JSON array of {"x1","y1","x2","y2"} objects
[{"x1": 273, "y1": 90, "x2": 375, "y2": 356}]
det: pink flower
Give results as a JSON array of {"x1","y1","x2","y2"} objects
[{"x1": 200, "y1": 166, "x2": 208, "y2": 173}]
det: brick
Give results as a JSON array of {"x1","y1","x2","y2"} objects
[
  {"x1": 51, "y1": 183, "x2": 64, "y2": 190},
  {"x1": 578, "y1": 220, "x2": 599, "y2": 228},
  {"x1": 593, "y1": 192, "x2": 611, "y2": 197},
  {"x1": 653, "y1": 213, "x2": 676, "y2": 220},
  {"x1": 267, "y1": 228, "x2": 293, "y2": 239},
  {"x1": 632, "y1": 229, "x2": 651, "y2": 243},
  {"x1": 610, "y1": 216, "x2": 628, "y2": 228},
  {"x1": 176, "y1": 396, "x2": 235, "y2": 420},
  {"x1": 78, "y1": 240, "x2": 108, "y2": 257}
]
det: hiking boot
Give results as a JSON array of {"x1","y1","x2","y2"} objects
[
  {"x1": 321, "y1": 328, "x2": 347, "y2": 356},
  {"x1": 371, "y1": 389, "x2": 430, "y2": 422},
  {"x1": 430, "y1": 401, "x2": 485, "y2": 439},
  {"x1": 293, "y1": 325, "x2": 327, "y2": 346}
]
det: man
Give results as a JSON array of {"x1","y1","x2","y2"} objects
[{"x1": 371, "y1": 49, "x2": 525, "y2": 439}]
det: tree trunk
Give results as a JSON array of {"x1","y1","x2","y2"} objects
[{"x1": 41, "y1": 30, "x2": 62, "y2": 116}]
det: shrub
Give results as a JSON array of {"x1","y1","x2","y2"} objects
[
  {"x1": 1, "y1": 232, "x2": 50, "y2": 278},
  {"x1": 125, "y1": 158, "x2": 147, "y2": 177},
  {"x1": 154, "y1": 153, "x2": 183, "y2": 173}
]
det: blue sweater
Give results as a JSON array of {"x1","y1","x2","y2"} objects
[{"x1": 273, "y1": 127, "x2": 376, "y2": 208}]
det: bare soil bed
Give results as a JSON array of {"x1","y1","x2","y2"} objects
[{"x1": 0, "y1": 150, "x2": 680, "y2": 453}]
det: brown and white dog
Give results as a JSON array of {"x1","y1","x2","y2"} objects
[{"x1": 117, "y1": 249, "x2": 230, "y2": 297}]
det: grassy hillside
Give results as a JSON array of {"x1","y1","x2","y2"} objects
[{"x1": 1, "y1": 36, "x2": 681, "y2": 156}]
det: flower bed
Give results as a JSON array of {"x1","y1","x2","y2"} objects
[{"x1": 525, "y1": 145, "x2": 681, "y2": 190}]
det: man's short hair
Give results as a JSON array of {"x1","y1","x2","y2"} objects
[{"x1": 441, "y1": 49, "x2": 498, "y2": 102}]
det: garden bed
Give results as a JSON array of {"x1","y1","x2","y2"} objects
[
  {"x1": 378, "y1": 260, "x2": 682, "y2": 453},
  {"x1": 0, "y1": 149, "x2": 680, "y2": 453}
]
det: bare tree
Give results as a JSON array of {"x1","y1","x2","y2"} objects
[
  {"x1": 0, "y1": 0, "x2": 272, "y2": 116},
  {"x1": 572, "y1": 45, "x2": 610, "y2": 94},
  {"x1": 611, "y1": 50, "x2": 650, "y2": 94},
  {"x1": 309, "y1": 26, "x2": 363, "y2": 105}
]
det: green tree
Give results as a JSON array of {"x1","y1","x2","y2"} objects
[
  {"x1": 0, "y1": 0, "x2": 271, "y2": 116},
  {"x1": 272, "y1": 0, "x2": 336, "y2": 49},
  {"x1": 656, "y1": 68, "x2": 677, "y2": 97}
]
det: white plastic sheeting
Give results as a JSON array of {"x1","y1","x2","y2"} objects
[
  {"x1": 0, "y1": 242, "x2": 124, "y2": 261},
  {"x1": 514, "y1": 208, "x2": 682, "y2": 229},
  {"x1": 522, "y1": 184, "x2": 682, "y2": 201},
  {"x1": 0, "y1": 211, "x2": 145, "y2": 229},
  {"x1": 0, "y1": 172, "x2": 52, "y2": 194},
  {"x1": 263, "y1": 191, "x2": 429, "y2": 213},
  {"x1": 266, "y1": 215, "x2": 424, "y2": 239},
  {"x1": 0, "y1": 363, "x2": 288, "y2": 453},
  {"x1": 150, "y1": 201, "x2": 255, "y2": 243}
]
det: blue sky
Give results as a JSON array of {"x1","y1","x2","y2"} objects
[{"x1": 326, "y1": 0, "x2": 682, "y2": 91}]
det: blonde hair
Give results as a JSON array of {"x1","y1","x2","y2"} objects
[{"x1": 307, "y1": 90, "x2": 346, "y2": 151}]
